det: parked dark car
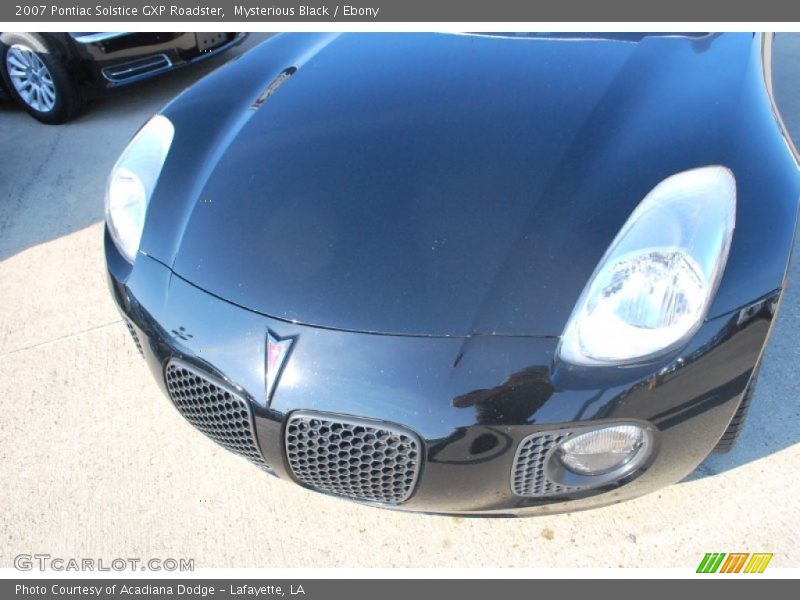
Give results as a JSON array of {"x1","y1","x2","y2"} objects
[
  {"x1": 0, "y1": 32, "x2": 247, "y2": 123},
  {"x1": 106, "y1": 33, "x2": 799, "y2": 516}
]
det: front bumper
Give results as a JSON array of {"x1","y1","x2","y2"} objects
[
  {"x1": 108, "y1": 240, "x2": 778, "y2": 516},
  {"x1": 72, "y1": 33, "x2": 248, "y2": 90}
]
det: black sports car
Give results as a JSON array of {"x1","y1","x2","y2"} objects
[
  {"x1": 105, "y1": 33, "x2": 799, "y2": 516},
  {"x1": 0, "y1": 32, "x2": 246, "y2": 123}
]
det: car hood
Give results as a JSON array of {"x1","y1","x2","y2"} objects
[{"x1": 146, "y1": 32, "x2": 757, "y2": 337}]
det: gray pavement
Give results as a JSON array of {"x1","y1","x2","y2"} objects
[{"x1": 0, "y1": 33, "x2": 798, "y2": 569}]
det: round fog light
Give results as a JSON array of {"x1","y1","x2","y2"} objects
[{"x1": 556, "y1": 424, "x2": 647, "y2": 476}]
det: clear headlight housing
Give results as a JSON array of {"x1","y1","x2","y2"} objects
[
  {"x1": 556, "y1": 425, "x2": 646, "y2": 475},
  {"x1": 105, "y1": 115, "x2": 174, "y2": 263},
  {"x1": 558, "y1": 166, "x2": 736, "y2": 366}
]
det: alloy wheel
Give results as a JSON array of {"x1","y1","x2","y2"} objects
[{"x1": 6, "y1": 44, "x2": 57, "y2": 112}]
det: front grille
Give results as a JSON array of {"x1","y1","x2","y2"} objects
[
  {"x1": 196, "y1": 32, "x2": 233, "y2": 52},
  {"x1": 102, "y1": 54, "x2": 171, "y2": 82},
  {"x1": 123, "y1": 320, "x2": 143, "y2": 356},
  {"x1": 164, "y1": 360, "x2": 268, "y2": 469},
  {"x1": 512, "y1": 431, "x2": 580, "y2": 497},
  {"x1": 285, "y1": 412, "x2": 422, "y2": 504}
]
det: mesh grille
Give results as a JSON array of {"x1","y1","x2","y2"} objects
[
  {"x1": 164, "y1": 360, "x2": 268, "y2": 469},
  {"x1": 123, "y1": 320, "x2": 143, "y2": 356},
  {"x1": 285, "y1": 412, "x2": 422, "y2": 504},
  {"x1": 512, "y1": 431, "x2": 580, "y2": 497}
]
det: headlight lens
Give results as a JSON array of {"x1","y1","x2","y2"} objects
[
  {"x1": 105, "y1": 115, "x2": 174, "y2": 263},
  {"x1": 558, "y1": 166, "x2": 736, "y2": 365}
]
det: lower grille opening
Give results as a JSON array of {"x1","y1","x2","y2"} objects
[
  {"x1": 123, "y1": 320, "x2": 143, "y2": 356},
  {"x1": 164, "y1": 360, "x2": 268, "y2": 469},
  {"x1": 285, "y1": 412, "x2": 422, "y2": 504},
  {"x1": 102, "y1": 54, "x2": 171, "y2": 82},
  {"x1": 512, "y1": 431, "x2": 579, "y2": 497},
  {"x1": 512, "y1": 424, "x2": 653, "y2": 498}
]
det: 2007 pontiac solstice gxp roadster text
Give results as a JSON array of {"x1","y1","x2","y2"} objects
[{"x1": 105, "y1": 32, "x2": 799, "y2": 516}]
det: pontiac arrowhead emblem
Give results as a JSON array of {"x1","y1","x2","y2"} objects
[{"x1": 266, "y1": 330, "x2": 295, "y2": 401}]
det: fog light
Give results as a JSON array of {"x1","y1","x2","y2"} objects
[{"x1": 556, "y1": 425, "x2": 647, "y2": 476}]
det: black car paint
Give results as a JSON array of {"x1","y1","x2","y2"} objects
[
  {"x1": 0, "y1": 32, "x2": 247, "y2": 96},
  {"x1": 107, "y1": 32, "x2": 799, "y2": 515},
  {"x1": 141, "y1": 32, "x2": 798, "y2": 337}
]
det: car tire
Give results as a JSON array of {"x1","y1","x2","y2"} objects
[
  {"x1": 0, "y1": 32, "x2": 84, "y2": 124},
  {"x1": 713, "y1": 364, "x2": 760, "y2": 453}
]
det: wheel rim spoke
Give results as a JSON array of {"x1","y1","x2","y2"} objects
[
  {"x1": 6, "y1": 45, "x2": 57, "y2": 112},
  {"x1": 7, "y1": 52, "x2": 27, "y2": 71},
  {"x1": 41, "y1": 84, "x2": 55, "y2": 105}
]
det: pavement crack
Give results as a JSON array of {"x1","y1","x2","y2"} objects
[{"x1": 0, "y1": 319, "x2": 123, "y2": 359}]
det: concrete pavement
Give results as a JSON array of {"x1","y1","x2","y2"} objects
[{"x1": 1, "y1": 33, "x2": 798, "y2": 569}]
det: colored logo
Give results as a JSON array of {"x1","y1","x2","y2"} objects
[
  {"x1": 266, "y1": 330, "x2": 295, "y2": 401},
  {"x1": 697, "y1": 553, "x2": 773, "y2": 573}
]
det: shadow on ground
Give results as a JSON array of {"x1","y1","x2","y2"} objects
[{"x1": 0, "y1": 32, "x2": 272, "y2": 263}]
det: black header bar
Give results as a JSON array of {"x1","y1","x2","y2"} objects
[{"x1": 3, "y1": 0, "x2": 800, "y2": 22}]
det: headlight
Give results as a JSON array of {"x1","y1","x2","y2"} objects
[
  {"x1": 105, "y1": 115, "x2": 174, "y2": 263},
  {"x1": 558, "y1": 166, "x2": 736, "y2": 366}
]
